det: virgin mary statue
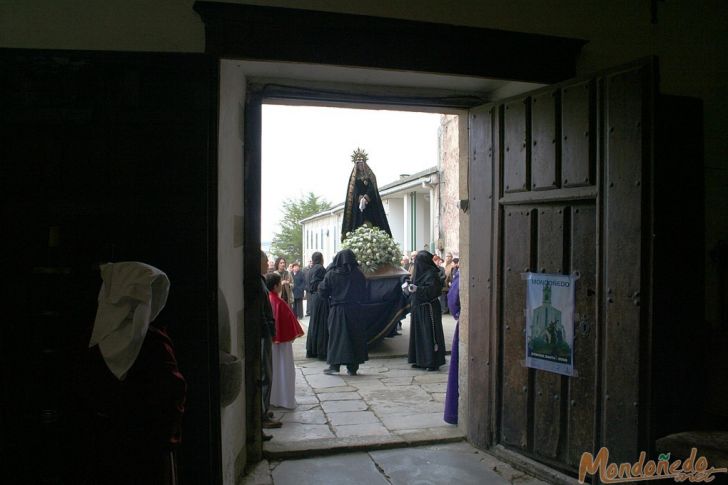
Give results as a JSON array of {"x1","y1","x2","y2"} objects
[{"x1": 340, "y1": 148, "x2": 392, "y2": 241}]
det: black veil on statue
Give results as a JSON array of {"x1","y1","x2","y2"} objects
[{"x1": 341, "y1": 148, "x2": 392, "y2": 241}]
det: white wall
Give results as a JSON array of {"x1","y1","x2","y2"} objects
[
  {"x1": 217, "y1": 60, "x2": 246, "y2": 483},
  {"x1": 302, "y1": 212, "x2": 339, "y2": 266},
  {"x1": 386, "y1": 197, "x2": 405, "y2": 253},
  {"x1": 415, "y1": 192, "x2": 430, "y2": 251}
]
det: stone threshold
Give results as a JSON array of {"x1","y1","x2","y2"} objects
[{"x1": 263, "y1": 427, "x2": 466, "y2": 460}]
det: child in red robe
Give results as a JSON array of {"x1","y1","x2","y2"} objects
[{"x1": 265, "y1": 272, "x2": 304, "y2": 409}]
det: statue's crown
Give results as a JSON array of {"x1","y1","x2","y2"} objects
[{"x1": 351, "y1": 148, "x2": 368, "y2": 163}]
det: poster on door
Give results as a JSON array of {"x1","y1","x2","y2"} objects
[{"x1": 524, "y1": 273, "x2": 575, "y2": 376}]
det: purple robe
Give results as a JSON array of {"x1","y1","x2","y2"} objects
[{"x1": 444, "y1": 270, "x2": 460, "y2": 424}]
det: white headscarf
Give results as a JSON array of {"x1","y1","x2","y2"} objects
[{"x1": 89, "y1": 262, "x2": 170, "y2": 380}]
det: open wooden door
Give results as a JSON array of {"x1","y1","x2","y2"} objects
[
  {"x1": 467, "y1": 60, "x2": 661, "y2": 476},
  {"x1": 1, "y1": 50, "x2": 220, "y2": 485}
]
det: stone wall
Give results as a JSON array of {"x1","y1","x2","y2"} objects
[{"x1": 438, "y1": 114, "x2": 460, "y2": 258}]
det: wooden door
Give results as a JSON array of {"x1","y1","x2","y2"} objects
[
  {"x1": 468, "y1": 61, "x2": 655, "y2": 474},
  {"x1": 1, "y1": 50, "x2": 220, "y2": 484}
]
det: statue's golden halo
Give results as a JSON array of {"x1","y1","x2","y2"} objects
[{"x1": 350, "y1": 148, "x2": 368, "y2": 163}]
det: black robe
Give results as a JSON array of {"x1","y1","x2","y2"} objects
[
  {"x1": 407, "y1": 267, "x2": 447, "y2": 369},
  {"x1": 320, "y1": 264, "x2": 369, "y2": 366},
  {"x1": 341, "y1": 162, "x2": 391, "y2": 240},
  {"x1": 305, "y1": 263, "x2": 329, "y2": 359}
]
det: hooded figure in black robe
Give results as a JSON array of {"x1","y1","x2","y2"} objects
[
  {"x1": 340, "y1": 149, "x2": 392, "y2": 241},
  {"x1": 407, "y1": 250, "x2": 447, "y2": 371},
  {"x1": 321, "y1": 249, "x2": 369, "y2": 375},
  {"x1": 305, "y1": 252, "x2": 329, "y2": 359}
]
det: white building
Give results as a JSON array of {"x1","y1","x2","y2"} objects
[{"x1": 301, "y1": 167, "x2": 440, "y2": 266}]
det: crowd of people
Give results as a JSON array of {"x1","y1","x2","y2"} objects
[{"x1": 259, "y1": 246, "x2": 462, "y2": 438}]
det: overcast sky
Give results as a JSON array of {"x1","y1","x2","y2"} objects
[{"x1": 261, "y1": 104, "x2": 443, "y2": 241}]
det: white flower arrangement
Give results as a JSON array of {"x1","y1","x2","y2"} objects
[{"x1": 341, "y1": 225, "x2": 403, "y2": 273}]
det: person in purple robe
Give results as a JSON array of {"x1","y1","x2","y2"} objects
[{"x1": 444, "y1": 266, "x2": 461, "y2": 424}]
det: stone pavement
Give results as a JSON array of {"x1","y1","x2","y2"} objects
[
  {"x1": 246, "y1": 313, "x2": 550, "y2": 485},
  {"x1": 246, "y1": 441, "x2": 548, "y2": 485},
  {"x1": 263, "y1": 355, "x2": 464, "y2": 457},
  {"x1": 265, "y1": 314, "x2": 461, "y2": 457}
]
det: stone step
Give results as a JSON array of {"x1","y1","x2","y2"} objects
[{"x1": 263, "y1": 427, "x2": 465, "y2": 460}]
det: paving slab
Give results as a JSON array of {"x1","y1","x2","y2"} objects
[
  {"x1": 413, "y1": 373, "x2": 449, "y2": 383},
  {"x1": 261, "y1": 440, "x2": 548, "y2": 485},
  {"x1": 305, "y1": 373, "x2": 346, "y2": 389},
  {"x1": 377, "y1": 368, "x2": 425, "y2": 378},
  {"x1": 334, "y1": 423, "x2": 392, "y2": 438},
  {"x1": 382, "y1": 376, "x2": 414, "y2": 386},
  {"x1": 271, "y1": 452, "x2": 389, "y2": 485},
  {"x1": 281, "y1": 403, "x2": 319, "y2": 412},
  {"x1": 263, "y1": 434, "x2": 407, "y2": 459},
  {"x1": 357, "y1": 385, "x2": 431, "y2": 402},
  {"x1": 299, "y1": 363, "x2": 328, "y2": 375},
  {"x1": 369, "y1": 443, "x2": 515, "y2": 485},
  {"x1": 369, "y1": 399, "x2": 444, "y2": 416},
  {"x1": 315, "y1": 385, "x2": 357, "y2": 393},
  {"x1": 317, "y1": 391, "x2": 361, "y2": 401},
  {"x1": 240, "y1": 459, "x2": 272, "y2": 485},
  {"x1": 266, "y1": 423, "x2": 334, "y2": 442},
  {"x1": 328, "y1": 411, "x2": 380, "y2": 426},
  {"x1": 420, "y1": 382, "x2": 448, "y2": 393},
  {"x1": 279, "y1": 408, "x2": 327, "y2": 425},
  {"x1": 393, "y1": 427, "x2": 465, "y2": 443},
  {"x1": 293, "y1": 394, "x2": 319, "y2": 405},
  {"x1": 356, "y1": 365, "x2": 390, "y2": 374},
  {"x1": 321, "y1": 399, "x2": 369, "y2": 413},
  {"x1": 342, "y1": 379, "x2": 389, "y2": 391},
  {"x1": 381, "y1": 412, "x2": 452, "y2": 431}
]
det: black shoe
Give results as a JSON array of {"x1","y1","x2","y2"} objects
[
  {"x1": 262, "y1": 433, "x2": 273, "y2": 442},
  {"x1": 426, "y1": 367, "x2": 440, "y2": 372},
  {"x1": 262, "y1": 418, "x2": 282, "y2": 429},
  {"x1": 347, "y1": 370, "x2": 357, "y2": 376},
  {"x1": 323, "y1": 367, "x2": 339, "y2": 375},
  {"x1": 411, "y1": 364, "x2": 420, "y2": 369}
]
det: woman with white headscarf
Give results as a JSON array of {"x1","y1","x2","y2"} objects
[{"x1": 82, "y1": 262, "x2": 186, "y2": 485}]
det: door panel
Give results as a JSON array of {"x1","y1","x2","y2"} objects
[
  {"x1": 531, "y1": 91, "x2": 558, "y2": 191},
  {"x1": 467, "y1": 104, "x2": 496, "y2": 449},
  {"x1": 601, "y1": 67, "x2": 647, "y2": 463},
  {"x1": 533, "y1": 206, "x2": 566, "y2": 459},
  {"x1": 468, "y1": 61, "x2": 654, "y2": 475},
  {"x1": 500, "y1": 207, "x2": 533, "y2": 449},
  {"x1": 503, "y1": 99, "x2": 529, "y2": 193},
  {"x1": 566, "y1": 204, "x2": 598, "y2": 467},
  {"x1": 561, "y1": 81, "x2": 595, "y2": 187}
]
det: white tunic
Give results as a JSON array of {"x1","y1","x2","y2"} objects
[{"x1": 270, "y1": 341, "x2": 297, "y2": 409}]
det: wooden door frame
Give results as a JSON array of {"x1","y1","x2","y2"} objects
[{"x1": 197, "y1": 1, "x2": 585, "y2": 477}]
